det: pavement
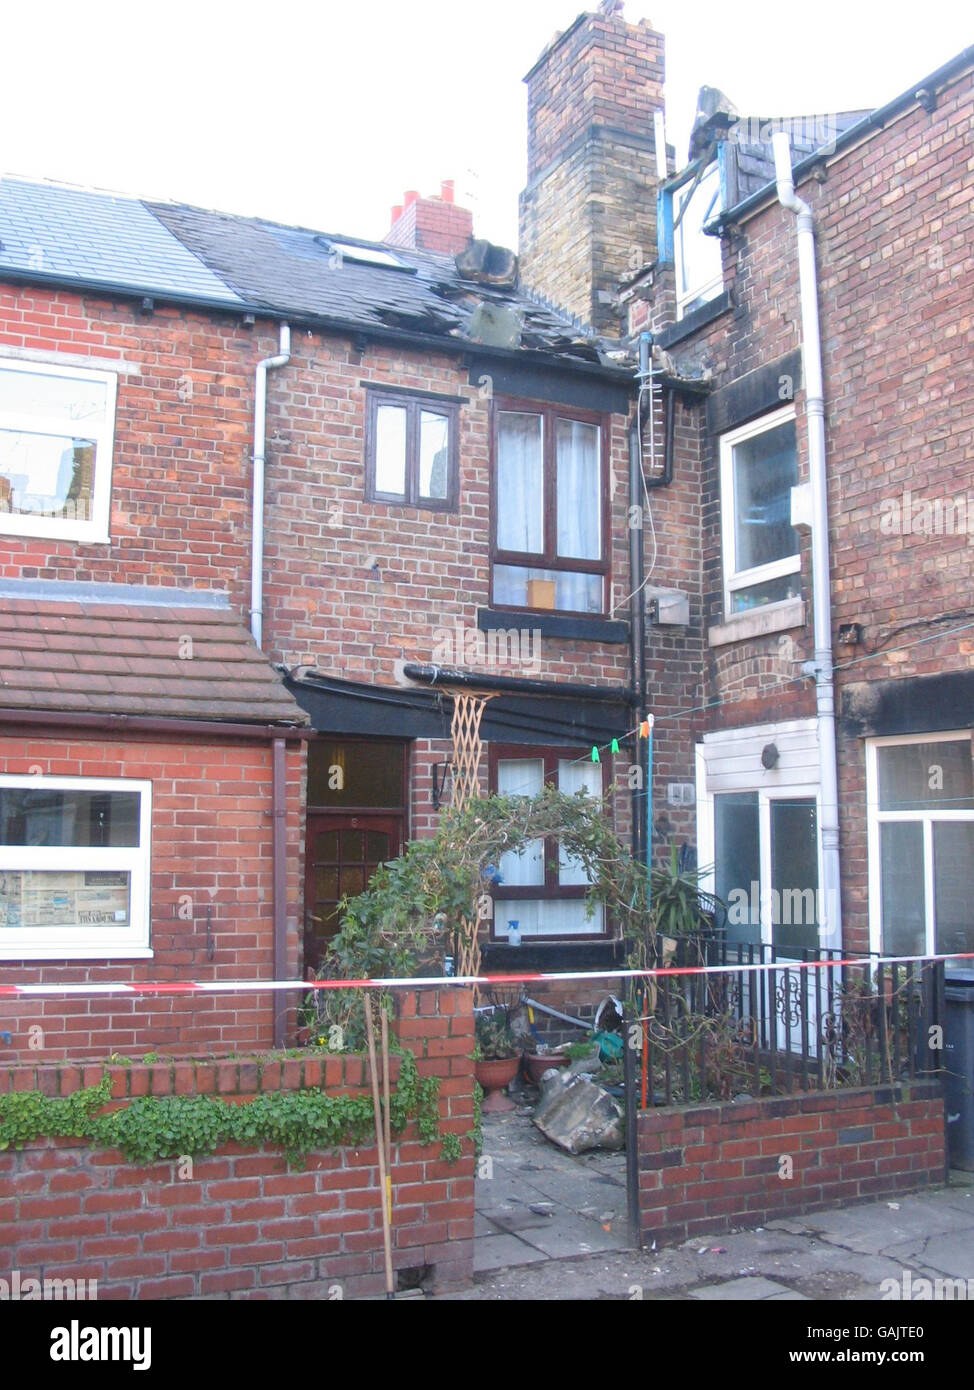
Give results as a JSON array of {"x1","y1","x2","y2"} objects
[{"x1": 436, "y1": 1106, "x2": 974, "y2": 1301}]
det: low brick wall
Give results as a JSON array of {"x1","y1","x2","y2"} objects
[
  {"x1": 638, "y1": 1081, "x2": 945, "y2": 1247},
  {"x1": 0, "y1": 988, "x2": 474, "y2": 1299}
]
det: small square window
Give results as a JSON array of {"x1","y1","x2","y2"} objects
[
  {"x1": 0, "y1": 358, "x2": 117, "y2": 542},
  {"x1": 365, "y1": 388, "x2": 458, "y2": 510},
  {"x1": 0, "y1": 776, "x2": 152, "y2": 959},
  {"x1": 719, "y1": 407, "x2": 800, "y2": 615}
]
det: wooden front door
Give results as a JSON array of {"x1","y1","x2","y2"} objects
[{"x1": 304, "y1": 813, "x2": 403, "y2": 973}]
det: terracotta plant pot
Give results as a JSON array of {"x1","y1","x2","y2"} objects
[
  {"x1": 474, "y1": 1056, "x2": 520, "y2": 1112},
  {"x1": 522, "y1": 1052, "x2": 570, "y2": 1086}
]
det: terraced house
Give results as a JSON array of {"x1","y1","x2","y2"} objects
[
  {"x1": 0, "y1": 4, "x2": 970, "y2": 1067},
  {"x1": 0, "y1": 160, "x2": 653, "y2": 1057},
  {"x1": 559, "y1": 15, "x2": 974, "y2": 974}
]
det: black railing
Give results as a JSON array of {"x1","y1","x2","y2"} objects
[{"x1": 631, "y1": 941, "x2": 945, "y2": 1108}]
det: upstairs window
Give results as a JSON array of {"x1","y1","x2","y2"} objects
[
  {"x1": 673, "y1": 161, "x2": 724, "y2": 319},
  {"x1": 719, "y1": 406, "x2": 800, "y2": 615},
  {"x1": 365, "y1": 388, "x2": 459, "y2": 510},
  {"x1": 491, "y1": 399, "x2": 607, "y2": 615},
  {"x1": 0, "y1": 358, "x2": 116, "y2": 542}
]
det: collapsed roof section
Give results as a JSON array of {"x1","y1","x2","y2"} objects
[{"x1": 0, "y1": 177, "x2": 619, "y2": 368}]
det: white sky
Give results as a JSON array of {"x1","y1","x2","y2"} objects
[{"x1": 1, "y1": 0, "x2": 970, "y2": 249}]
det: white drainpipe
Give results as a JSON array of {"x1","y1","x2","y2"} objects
[
  {"x1": 251, "y1": 323, "x2": 291, "y2": 648},
  {"x1": 772, "y1": 133, "x2": 842, "y2": 951}
]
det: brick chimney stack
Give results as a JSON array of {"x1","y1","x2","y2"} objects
[
  {"x1": 518, "y1": 10, "x2": 665, "y2": 332},
  {"x1": 385, "y1": 181, "x2": 474, "y2": 256}
]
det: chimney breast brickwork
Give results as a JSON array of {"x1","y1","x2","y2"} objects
[
  {"x1": 519, "y1": 11, "x2": 665, "y2": 333},
  {"x1": 385, "y1": 183, "x2": 474, "y2": 256}
]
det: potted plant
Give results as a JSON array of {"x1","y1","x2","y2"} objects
[{"x1": 474, "y1": 1007, "x2": 521, "y2": 1112}]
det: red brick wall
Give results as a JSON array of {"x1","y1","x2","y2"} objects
[
  {"x1": 634, "y1": 68, "x2": 973, "y2": 939},
  {"x1": 638, "y1": 1081, "x2": 945, "y2": 1247},
  {"x1": 0, "y1": 987, "x2": 474, "y2": 1298},
  {"x1": 0, "y1": 291, "x2": 260, "y2": 607},
  {"x1": 385, "y1": 197, "x2": 473, "y2": 256},
  {"x1": 0, "y1": 732, "x2": 305, "y2": 1059},
  {"x1": 261, "y1": 336, "x2": 632, "y2": 692}
]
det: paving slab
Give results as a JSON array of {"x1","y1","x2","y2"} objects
[
  {"x1": 473, "y1": 1230, "x2": 548, "y2": 1273},
  {"x1": 766, "y1": 1196, "x2": 967, "y2": 1255},
  {"x1": 691, "y1": 1276, "x2": 802, "y2": 1300},
  {"x1": 882, "y1": 1229, "x2": 974, "y2": 1281}
]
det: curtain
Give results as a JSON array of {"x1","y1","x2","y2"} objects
[
  {"x1": 496, "y1": 759, "x2": 544, "y2": 885},
  {"x1": 496, "y1": 413, "x2": 543, "y2": 553},
  {"x1": 556, "y1": 419, "x2": 600, "y2": 612}
]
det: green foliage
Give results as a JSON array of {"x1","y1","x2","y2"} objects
[
  {"x1": 475, "y1": 1007, "x2": 519, "y2": 1061},
  {"x1": 0, "y1": 1076, "x2": 112, "y2": 1149},
  {"x1": 0, "y1": 1048, "x2": 450, "y2": 1167},
  {"x1": 470, "y1": 1080, "x2": 483, "y2": 1158},
  {"x1": 648, "y1": 845, "x2": 718, "y2": 940},
  {"x1": 308, "y1": 787, "x2": 661, "y2": 1022},
  {"x1": 439, "y1": 1131, "x2": 463, "y2": 1164},
  {"x1": 561, "y1": 1036, "x2": 598, "y2": 1061}
]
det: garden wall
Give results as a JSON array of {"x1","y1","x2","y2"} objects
[
  {"x1": 0, "y1": 987, "x2": 474, "y2": 1299},
  {"x1": 638, "y1": 1081, "x2": 945, "y2": 1247}
]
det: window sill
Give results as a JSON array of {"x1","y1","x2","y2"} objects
[
  {"x1": 0, "y1": 526, "x2": 111, "y2": 545},
  {"x1": 657, "y1": 290, "x2": 733, "y2": 348},
  {"x1": 708, "y1": 598, "x2": 806, "y2": 647},
  {"x1": 481, "y1": 939, "x2": 625, "y2": 971},
  {"x1": 0, "y1": 947, "x2": 153, "y2": 961},
  {"x1": 478, "y1": 609, "x2": 629, "y2": 644}
]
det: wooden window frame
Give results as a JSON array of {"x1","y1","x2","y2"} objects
[
  {"x1": 487, "y1": 743, "x2": 609, "y2": 941},
  {"x1": 489, "y1": 396, "x2": 611, "y2": 617},
  {"x1": 364, "y1": 387, "x2": 459, "y2": 511}
]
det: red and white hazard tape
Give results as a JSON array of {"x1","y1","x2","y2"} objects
[{"x1": 0, "y1": 952, "x2": 971, "y2": 999}]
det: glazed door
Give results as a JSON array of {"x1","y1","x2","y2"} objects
[{"x1": 304, "y1": 814, "x2": 402, "y2": 972}]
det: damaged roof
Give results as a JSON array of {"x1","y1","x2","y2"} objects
[
  {"x1": 0, "y1": 594, "x2": 308, "y2": 725},
  {"x1": 719, "y1": 111, "x2": 871, "y2": 208},
  {"x1": 0, "y1": 177, "x2": 611, "y2": 365}
]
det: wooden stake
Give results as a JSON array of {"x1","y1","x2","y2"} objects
[
  {"x1": 364, "y1": 995, "x2": 395, "y2": 1299},
  {"x1": 380, "y1": 1004, "x2": 393, "y2": 1227}
]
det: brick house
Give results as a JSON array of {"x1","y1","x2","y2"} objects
[
  {"x1": 519, "y1": 10, "x2": 973, "y2": 970},
  {"x1": 0, "y1": 163, "x2": 649, "y2": 1056}
]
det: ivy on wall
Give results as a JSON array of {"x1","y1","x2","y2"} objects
[{"x1": 0, "y1": 1050, "x2": 452, "y2": 1167}]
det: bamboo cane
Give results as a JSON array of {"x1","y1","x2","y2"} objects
[
  {"x1": 364, "y1": 995, "x2": 395, "y2": 1299},
  {"x1": 380, "y1": 1004, "x2": 393, "y2": 1227}
]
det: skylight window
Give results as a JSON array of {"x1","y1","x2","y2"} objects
[{"x1": 312, "y1": 236, "x2": 415, "y2": 272}]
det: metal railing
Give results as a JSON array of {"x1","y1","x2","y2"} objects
[{"x1": 631, "y1": 938, "x2": 946, "y2": 1108}]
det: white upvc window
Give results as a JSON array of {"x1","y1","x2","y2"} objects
[
  {"x1": 0, "y1": 776, "x2": 152, "y2": 959},
  {"x1": 719, "y1": 406, "x2": 801, "y2": 617},
  {"x1": 673, "y1": 161, "x2": 724, "y2": 319},
  {"x1": 866, "y1": 732, "x2": 974, "y2": 971},
  {"x1": 0, "y1": 357, "x2": 117, "y2": 542}
]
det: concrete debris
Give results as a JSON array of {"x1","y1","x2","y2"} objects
[
  {"x1": 468, "y1": 301, "x2": 523, "y2": 348},
  {"x1": 532, "y1": 1069, "x2": 625, "y2": 1154},
  {"x1": 455, "y1": 239, "x2": 519, "y2": 288}
]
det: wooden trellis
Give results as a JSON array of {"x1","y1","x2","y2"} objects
[
  {"x1": 447, "y1": 687, "x2": 497, "y2": 813},
  {"x1": 443, "y1": 687, "x2": 497, "y2": 981}
]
